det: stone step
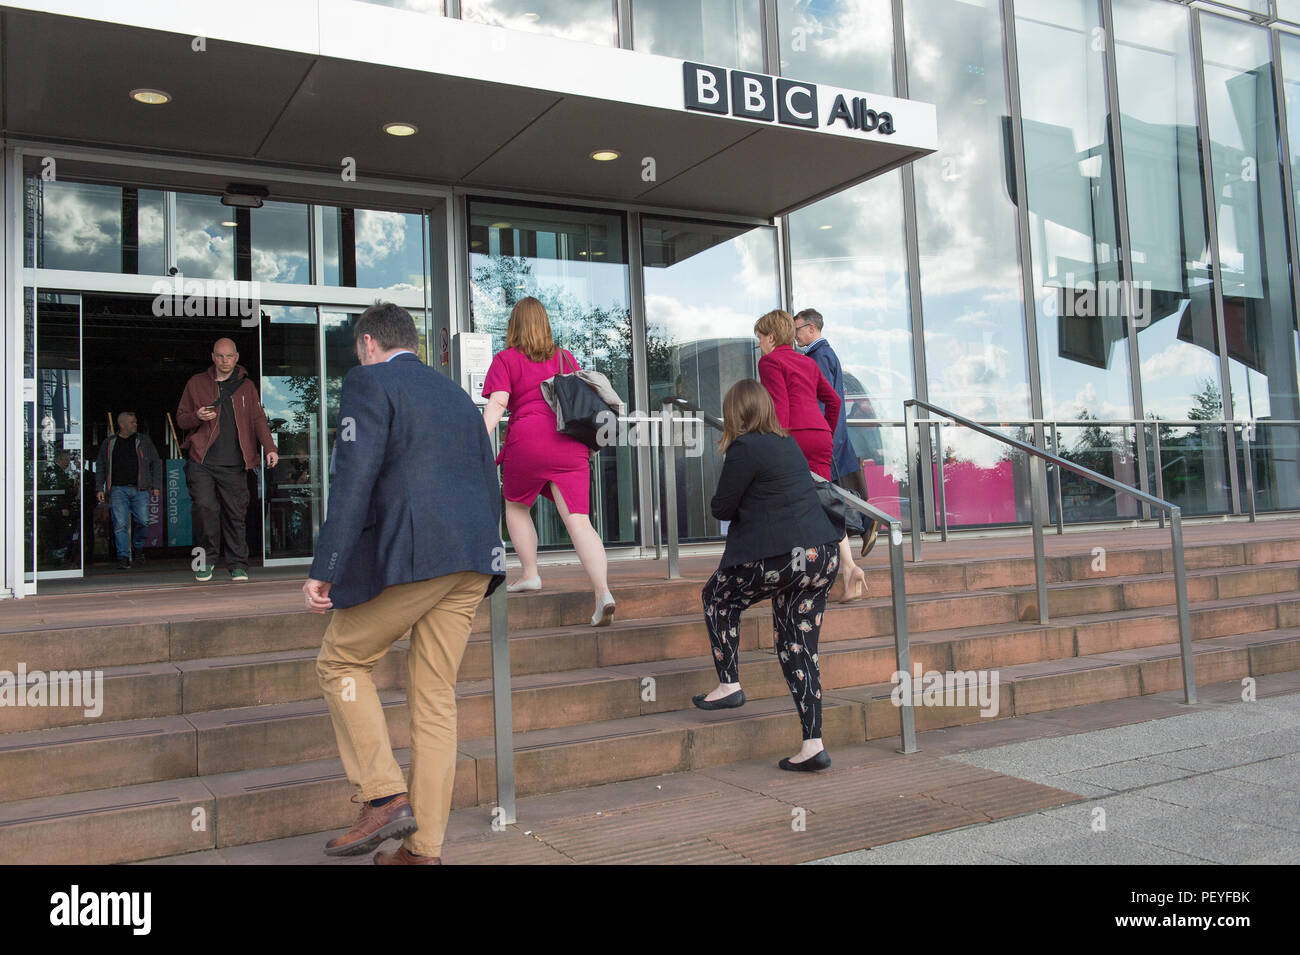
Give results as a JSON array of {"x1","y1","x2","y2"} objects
[
  {"x1": 8, "y1": 585, "x2": 1297, "y2": 799},
  {"x1": 7, "y1": 536, "x2": 1296, "y2": 674},
  {"x1": 0, "y1": 748, "x2": 475, "y2": 866},
  {"x1": 6, "y1": 575, "x2": 1297, "y2": 745},
  {"x1": 6, "y1": 623, "x2": 1299, "y2": 864}
]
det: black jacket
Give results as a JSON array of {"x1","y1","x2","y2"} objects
[
  {"x1": 95, "y1": 432, "x2": 163, "y2": 493},
  {"x1": 710, "y1": 431, "x2": 839, "y2": 569}
]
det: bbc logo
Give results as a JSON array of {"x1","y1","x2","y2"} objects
[{"x1": 683, "y1": 62, "x2": 819, "y2": 129}]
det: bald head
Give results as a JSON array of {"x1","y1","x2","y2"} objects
[{"x1": 212, "y1": 339, "x2": 239, "y2": 381}]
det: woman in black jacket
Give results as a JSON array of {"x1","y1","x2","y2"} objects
[{"x1": 694, "y1": 378, "x2": 841, "y2": 771}]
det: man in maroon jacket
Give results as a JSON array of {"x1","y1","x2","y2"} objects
[{"x1": 175, "y1": 338, "x2": 279, "y2": 582}]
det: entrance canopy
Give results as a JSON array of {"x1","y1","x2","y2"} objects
[{"x1": 2, "y1": 1, "x2": 937, "y2": 218}]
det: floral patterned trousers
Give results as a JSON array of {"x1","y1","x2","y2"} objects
[{"x1": 701, "y1": 542, "x2": 839, "y2": 740}]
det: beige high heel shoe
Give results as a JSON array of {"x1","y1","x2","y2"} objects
[{"x1": 839, "y1": 565, "x2": 868, "y2": 603}]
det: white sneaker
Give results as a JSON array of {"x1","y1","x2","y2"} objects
[
  {"x1": 506, "y1": 576, "x2": 541, "y2": 593},
  {"x1": 590, "y1": 592, "x2": 616, "y2": 627}
]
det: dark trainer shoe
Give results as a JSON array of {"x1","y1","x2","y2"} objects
[
  {"x1": 374, "y1": 845, "x2": 442, "y2": 865},
  {"x1": 324, "y1": 794, "x2": 416, "y2": 857}
]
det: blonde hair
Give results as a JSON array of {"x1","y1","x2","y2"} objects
[
  {"x1": 754, "y1": 309, "x2": 796, "y2": 347},
  {"x1": 505, "y1": 297, "x2": 556, "y2": 363},
  {"x1": 718, "y1": 378, "x2": 789, "y2": 454}
]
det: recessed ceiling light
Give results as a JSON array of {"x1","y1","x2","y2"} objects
[
  {"x1": 491, "y1": 221, "x2": 513, "y2": 229},
  {"x1": 590, "y1": 149, "x2": 620, "y2": 162},
  {"x1": 579, "y1": 251, "x2": 588, "y2": 256},
  {"x1": 523, "y1": 11, "x2": 540, "y2": 20},
  {"x1": 383, "y1": 122, "x2": 418, "y2": 137},
  {"x1": 591, "y1": 251, "x2": 605, "y2": 257},
  {"x1": 220, "y1": 220, "x2": 238, "y2": 228},
  {"x1": 819, "y1": 224, "x2": 833, "y2": 230},
  {"x1": 130, "y1": 88, "x2": 171, "y2": 105}
]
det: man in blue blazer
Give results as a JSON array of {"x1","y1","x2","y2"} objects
[
  {"x1": 304, "y1": 303, "x2": 505, "y2": 865},
  {"x1": 795, "y1": 308, "x2": 878, "y2": 555}
]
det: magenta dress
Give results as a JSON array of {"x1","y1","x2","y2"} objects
[{"x1": 482, "y1": 346, "x2": 592, "y2": 514}]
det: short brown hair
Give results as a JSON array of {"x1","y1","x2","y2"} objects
[
  {"x1": 794, "y1": 308, "x2": 823, "y2": 331},
  {"x1": 355, "y1": 302, "x2": 419, "y2": 351},
  {"x1": 754, "y1": 309, "x2": 796, "y2": 347},
  {"x1": 718, "y1": 378, "x2": 788, "y2": 454},
  {"x1": 506, "y1": 297, "x2": 556, "y2": 363}
]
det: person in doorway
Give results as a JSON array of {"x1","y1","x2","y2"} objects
[
  {"x1": 795, "y1": 308, "x2": 879, "y2": 558},
  {"x1": 43, "y1": 449, "x2": 83, "y2": 568},
  {"x1": 176, "y1": 338, "x2": 279, "y2": 582},
  {"x1": 304, "y1": 302, "x2": 504, "y2": 865},
  {"x1": 754, "y1": 309, "x2": 867, "y2": 600},
  {"x1": 94, "y1": 411, "x2": 162, "y2": 569},
  {"x1": 481, "y1": 297, "x2": 616, "y2": 627},
  {"x1": 696, "y1": 378, "x2": 840, "y2": 772}
]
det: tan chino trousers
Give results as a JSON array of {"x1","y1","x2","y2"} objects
[{"x1": 317, "y1": 570, "x2": 490, "y2": 857}]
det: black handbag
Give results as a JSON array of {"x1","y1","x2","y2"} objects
[
  {"x1": 814, "y1": 478, "x2": 866, "y2": 537},
  {"x1": 545, "y1": 351, "x2": 621, "y2": 451}
]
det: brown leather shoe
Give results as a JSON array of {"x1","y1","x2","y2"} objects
[
  {"x1": 324, "y1": 793, "x2": 416, "y2": 857},
  {"x1": 374, "y1": 845, "x2": 442, "y2": 865}
]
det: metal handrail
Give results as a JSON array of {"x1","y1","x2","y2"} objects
[
  {"x1": 810, "y1": 472, "x2": 916, "y2": 753},
  {"x1": 904, "y1": 399, "x2": 1197, "y2": 705},
  {"x1": 846, "y1": 415, "x2": 1286, "y2": 527},
  {"x1": 483, "y1": 412, "x2": 515, "y2": 825},
  {"x1": 659, "y1": 395, "x2": 917, "y2": 753}
]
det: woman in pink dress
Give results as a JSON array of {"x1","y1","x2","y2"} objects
[{"x1": 481, "y1": 297, "x2": 615, "y2": 626}]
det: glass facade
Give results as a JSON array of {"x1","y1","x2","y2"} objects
[
  {"x1": 1114, "y1": 0, "x2": 1231, "y2": 515},
  {"x1": 462, "y1": 0, "x2": 618, "y2": 46},
  {"x1": 633, "y1": 0, "x2": 764, "y2": 70},
  {"x1": 1201, "y1": 14, "x2": 1300, "y2": 512},
  {"x1": 16, "y1": 0, "x2": 1300, "y2": 592},
  {"x1": 642, "y1": 217, "x2": 780, "y2": 540}
]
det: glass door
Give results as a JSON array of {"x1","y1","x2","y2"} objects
[
  {"x1": 320, "y1": 308, "x2": 429, "y2": 531},
  {"x1": 28, "y1": 291, "x2": 85, "y2": 580},
  {"x1": 261, "y1": 305, "x2": 324, "y2": 562}
]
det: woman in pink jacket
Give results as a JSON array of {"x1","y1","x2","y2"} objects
[{"x1": 755, "y1": 309, "x2": 867, "y2": 600}]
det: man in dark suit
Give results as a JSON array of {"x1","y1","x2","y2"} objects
[
  {"x1": 303, "y1": 303, "x2": 504, "y2": 865},
  {"x1": 795, "y1": 308, "x2": 878, "y2": 555}
]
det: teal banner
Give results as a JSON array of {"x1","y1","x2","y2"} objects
[{"x1": 166, "y1": 459, "x2": 192, "y2": 547}]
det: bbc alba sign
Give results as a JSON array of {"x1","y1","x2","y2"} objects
[{"x1": 683, "y1": 62, "x2": 895, "y2": 135}]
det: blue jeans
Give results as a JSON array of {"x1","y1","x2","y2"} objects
[{"x1": 109, "y1": 485, "x2": 152, "y2": 559}]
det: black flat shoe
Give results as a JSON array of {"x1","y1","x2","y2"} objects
[
  {"x1": 778, "y1": 750, "x2": 831, "y2": 772},
  {"x1": 692, "y1": 689, "x2": 745, "y2": 710}
]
